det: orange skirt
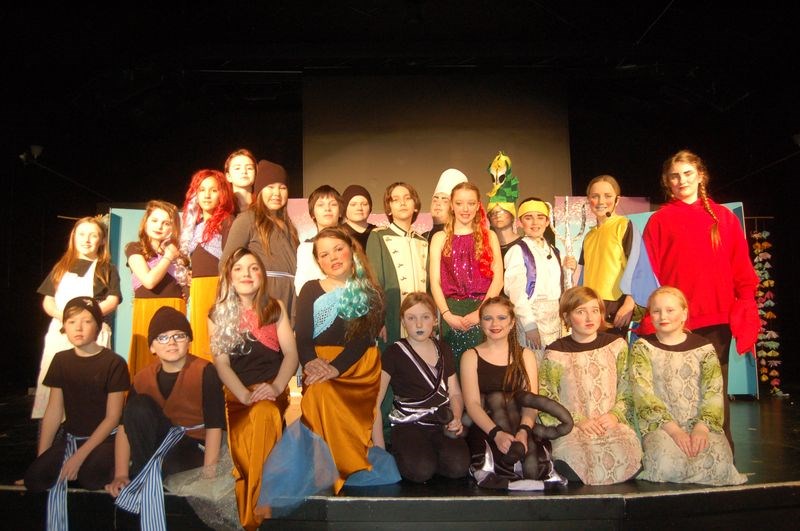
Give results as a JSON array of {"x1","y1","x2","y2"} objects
[
  {"x1": 226, "y1": 387, "x2": 288, "y2": 531},
  {"x1": 128, "y1": 297, "x2": 185, "y2": 379},
  {"x1": 188, "y1": 276, "x2": 218, "y2": 362},
  {"x1": 301, "y1": 344, "x2": 381, "y2": 493}
]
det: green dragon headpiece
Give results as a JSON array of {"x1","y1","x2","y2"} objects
[{"x1": 486, "y1": 151, "x2": 519, "y2": 217}]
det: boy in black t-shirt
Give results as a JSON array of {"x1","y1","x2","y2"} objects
[{"x1": 25, "y1": 296, "x2": 129, "y2": 492}]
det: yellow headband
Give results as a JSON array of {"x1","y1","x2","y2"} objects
[
  {"x1": 517, "y1": 199, "x2": 550, "y2": 219},
  {"x1": 487, "y1": 201, "x2": 516, "y2": 219}
]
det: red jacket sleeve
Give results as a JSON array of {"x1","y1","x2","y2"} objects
[{"x1": 719, "y1": 208, "x2": 759, "y2": 354}]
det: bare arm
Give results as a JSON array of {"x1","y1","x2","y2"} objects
[
  {"x1": 371, "y1": 371, "x2": 391, "y2": 449},
  {"x1": 429, "y1": 231, "x2": 467, "y2": 330},
  {"x1": 460, "y1": 348, "x2": 515, "y2": 453},
  {"x1": 42, "y1": 296, "x2": 60, "y2": 320},
  {"x1": 484, "y1": 231, "x2": 505, "y2": 300},
  {"x1": 203, "y1": 428, "x2": 222, "y2": 468},
  {"x1": 38, "y1": 387, "x2": 65, "y2": 455},
  {"x1": 613, "y1": 295, "x2": 635, "y2": 329},
  {"x1": 270, "y1": 301, "x2": 300, "y2": 393},
  {"x1": 98, "y1": 295, "x2": 120, "y2": 317},
  {"x1": 445, "y1": 374, "x2": 465, "y2": 435},
  {"x1": 428, "y1": 231, "x2": 448, "y2": 315},
  {"x1": 127, "y1": 245, "x2": 178, "y2": 291},
  {"x1": 105, "y1": 425, "x2": 131, "y2": 497},
  {"x1": 459, "y1": 349, "x2": 494, "y2": 434},
  {"x1": 208, "y1": 319, "x2": 252, "y2": 405},
  {"x1": 518, "y1": 348, "x2": 538, "y2": 428},
  {"x1": 213, "y1": 353, "x2": 250, "y2": 405}
]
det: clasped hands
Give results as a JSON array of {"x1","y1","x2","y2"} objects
[{"x1": 303, "y1": 357, "x2": 340, "y2": 385}]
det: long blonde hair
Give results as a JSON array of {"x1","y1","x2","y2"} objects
[
  {"x1": 210, "y1": 248, "x2": 281, "y2": 356},
  {"x1": 50, "y1": 216, "x2": 112, "y2": 291},
  {"x1": 443, "y1": 182, "x2": 494, "y2": 278}
]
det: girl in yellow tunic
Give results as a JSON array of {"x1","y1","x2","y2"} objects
[
  {"x1": 126, "y1": 200, "x2": 188, "y2": 379},
  {"x1": 570, "y1": 175, "x2": 655, "y2": 337},
  {"x1": 180, "y1": 169, "x2": 234, "y2": 361},
  {"x1": 209, "y1": 248, "x2": 299, "y2": 530}
]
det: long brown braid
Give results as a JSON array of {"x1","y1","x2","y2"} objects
[
  {"x1": 697, "y1": 180, "x2": 721, "y2": 248},
  {"x1": 661, "y1": 149, "x2": 720, "y2": 249},
  {"x1": 479, "y1": 296, "x2": 530, "y2": 393}
]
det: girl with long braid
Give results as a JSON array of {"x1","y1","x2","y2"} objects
[
  {"x1": 642, "y1": 149, "x2": 759, "y2": 452},
  {"x1": 430, "y1": 182, "x2": 504, "y2": 369},
  {"x1": 460, "y1": 296, "x2": 572, "y2": 489}
]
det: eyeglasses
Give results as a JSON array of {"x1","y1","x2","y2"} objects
[{"x1": 155, "y1": 333, "x2": 190, "y2": 344}]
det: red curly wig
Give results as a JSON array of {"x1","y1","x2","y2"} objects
[{"x1": 182, "y1": 169, "x2": 234, "y2": 244}]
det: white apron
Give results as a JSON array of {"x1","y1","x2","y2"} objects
[{"x1": 32, "y1": 260, "x2": 112, "y2": 418}]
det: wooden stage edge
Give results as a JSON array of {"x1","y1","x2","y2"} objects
[{"x1": 2, "y1": 479, "x2": 799, "y2": 530}]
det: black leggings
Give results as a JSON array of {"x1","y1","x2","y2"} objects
[
  {"x1": 123, "y1": 394, "x2": 205, "y2": 477},
  {"x1": 24, "y1": 433, "x2": 115, "y2": 492},
  {"x1": 466, "y1": 424, "x2": 554, "y2": 484},
  {"x1": 692, "y1": 324, "x2": 734, "y2": 454},
  {"x1": 390, "y1": 424, "x2": 470, "y2": 483}
]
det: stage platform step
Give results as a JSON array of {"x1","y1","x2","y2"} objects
[
  {"x1": 2, "y1": 391, "x2": 800, "y2": 529},
  {"x1": 3, "y1": 480, "x2": 800, "y2": 530}
]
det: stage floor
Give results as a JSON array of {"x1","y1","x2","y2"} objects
[{"x1": 1, "y1": 388, "x2": 799, "y2": 529}]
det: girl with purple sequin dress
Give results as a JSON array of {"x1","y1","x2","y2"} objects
[{"x1": 430, "y1": 182, "x2": 504, "y2": 368}]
